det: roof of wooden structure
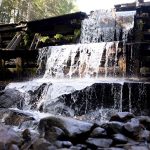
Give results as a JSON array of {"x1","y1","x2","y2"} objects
[
  {"x1": 115, "y1": 1, "x2": 150, "y2": 11},
  {"x1": 0, "y1": 12, "x2": 87, "y2": 35}
]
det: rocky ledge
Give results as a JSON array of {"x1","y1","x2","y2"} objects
[{"x1": 0, "y1": 111, "x2": 150, "y2": 150}]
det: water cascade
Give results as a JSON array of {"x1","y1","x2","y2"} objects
[{"x1": 1, "y1": 8, "x2": 150, "y2": 123}]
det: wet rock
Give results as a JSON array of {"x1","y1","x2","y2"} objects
[
  {"x1": 28, "y1": 83, "x2": 48, "y2": 109},
  {"x1": 44, "y1": 126, "x2": 66, "y2": 142},
  {"x1": 3, "y1": 109, "x2": 35, "y2": 126},
  {"x1": 0, "y1": 124, "x2": 21, "y2": 149},
  {"x1": 113, "y1": 133, "x2": 128, "y2": 144},
  {"x1": 110, "y1": 112, "x2": 134, "y2": 123},
  {"x1": 101, "y1": 121, "x2": 124, "y2": 135},
  {"x1": 90, "y1": 127, "x2": 107, "y2": 138},
  {"x1": 44, "y1": 83, "x2": 121, "y2": 117},
  {"x1": 137, "y1": 116, "x2": 150, "y2": 130},
  {"x1": 125, "y1": 145, "x2": 149, "y2": 150},
  {"x1": 97, "y1": 148, "x2": 125, "y2": 150},
  {"x1": 32, "y1": 138, "x2": 52, "y2": 150},
  {"x1": 22, "y1": 129, "x2": 31, "y2": 142},
  {"x1": 74, "y1": 144, "x2": 87, "y2": 149},
  {"x1": 38, "y1": 116, "x2": 93, "y2": 143},
  {"x1": 55, "y1": 141, "x2": 72, "y2": 148},
  {"x1": 0, "y1": 82, "x2": 7, "y2": 91},
  {"x1": 0, "y1": 89, "x2": 24, "y2": 109},
  {"x1": 9, "y1": 144, "x2": 19, "y2": 150},
  {"x1": 70, "y1": 144, "x2": 87, "y2": 150},
  {"x1": 20, "y1": 129, "x2": 40, "y2": 150},
  {"x1": 86, "y1": 138, "x2": 113, "y2": 148},
  {"x1": 139, "y1": 129, "x2": 150, "y2": 142},
  {"x1": 123, "y1": 118, "x2": 142, "y2": 139}
]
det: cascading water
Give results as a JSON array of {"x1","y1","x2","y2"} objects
[
  {"x1": 2, "y1": 8, "x2": 149, "y2": 123},
  {"x1": 80, "y1": 9, "x2": 135, "y2": 43}
]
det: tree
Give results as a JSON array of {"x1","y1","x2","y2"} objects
[{"x1": 0, "y1": 0, "x2": 78, "y2": 23}]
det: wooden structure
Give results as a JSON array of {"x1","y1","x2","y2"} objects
[
  {"x1": 115, "y1": 1, "x2": 150, "y2": 77},
  {"x1": 0, "y1": 12, "x2": 87, "y2": 79}
]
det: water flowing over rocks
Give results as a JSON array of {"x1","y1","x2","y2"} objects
[
  {"x1": 0, "y1": 5, "x2": 149, "y2": 149},
  {"x1": 43, "y1": 82, "x2": 150, "y2": 118}
]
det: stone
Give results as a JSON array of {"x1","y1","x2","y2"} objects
[
  {"x1": 113, "y1": 133, "x2": 128, "y2": 144},
  {"x1": 8, "y1": 144, "x2": 19, "y2": 150},
  {"x1": 55, "y1": 141, "x2": 72, "y2": 148},
  {"x1": 3, "y1": 109, "x2": 35, "y2": 126},
  {"x1": 43, "y1": 83, "x2": 121, "y2": 117},
  {"x1": 97, "y1": 148, "x2": 124, "y2": 150},
  {"x1": 126, "y1": 145, "x2": 149, "y2": 150},
  {"x1": 137, "y1": 116, "x2": 150, "y2": 130},
  {"x1": 90, "y1": 127, "x2": 107, "y2": 138},
  {"x1": 22, "y1": 129, "x2": 31, "y2": 142},
  {"x1": 28, "y1": 83, "x2": 48, "y2": 109},
  {"x1": 75, "y1": 144, "x2": 87, "y2": 149},
  {"x1": 70, "y1": 146, "x2": 83, "y2": 150},
  {"x1": 86, "y1": 138, "x2": 113, "y2": 148},
  {"x1": 0, "y1": 89, "x2": 24, "y2": 109},
  {"x1": 44, "y1": 126, "x2": 66, "y2": 142},
  {"x1": 32, "y1": 138, "x2": 52, "y2": 150},
  {"x1": 38, "y1": 116, "x2": 93, "y2": 143},
  {"x1": 0, "y1": 124, "x2": 21, "y2": 149},
  {"x1": 101, "y1": 121, "x2": 124, "y2": 135},
  {"x1": 110, "y1": 112, "x2": 135, "y2": 123},
  {"x1": 123, "y1": 118, "x2": 142, "y2": 139},
  {"x1": 139, "y1": 129, "x2": 150, "y2": 142}
]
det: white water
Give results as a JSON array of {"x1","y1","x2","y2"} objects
[
  {"x1": 80, "y1": 10, "x2": 135, "y2": 43},
  {"x1": 43, "y1": 42, "x2": 120, "y2": 78}
]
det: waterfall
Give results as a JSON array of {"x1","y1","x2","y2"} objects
[
  {"x1": 42, "y1": 42, "x2": 120, "y2": 78},
  {"x1": 2, "y1": 8, "x2": 147, "y2": 122},
  {"x1": 80, "y1": 9, "x2": 135, "y2": 43}
]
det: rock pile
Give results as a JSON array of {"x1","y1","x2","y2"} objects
[{"x1": 0, "y1": 112, "x2": 150, "y2": 150}]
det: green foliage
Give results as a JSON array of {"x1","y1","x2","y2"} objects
[
  {"x1": 0, "y1": 0, "x2": 78, "y2": 23},
  {"x1": 54, "y1": 34, "x2": 63, "y2": 40},
  {"x1": 40, "y1": 36, "x2": 49, "y2": 43}
]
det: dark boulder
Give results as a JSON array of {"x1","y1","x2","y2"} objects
[
  {"x1": 38, "y1": 116, "x2": 94, "y2": 143},
  {"x1": 101, "y1": 121, "x2": 124, "y2": 135},
  {"x1": 90, "y1": 127, "x2": 107, "y2": 138},
  {"x1": 44, "y1": 126, "x2": 66, "y2": 142},
  {"x1": 137, "y1": 116, "x2": 150, "y2": 130},
  {"x1": 28, "y1": 83, "x2": 48, "y2": 110},
  {"x1": 123, "y1": 118, "x2": 143, "y2": 140},
  {"x1": 110, "y1": 112, "x2": 135, "y2": 123}
]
